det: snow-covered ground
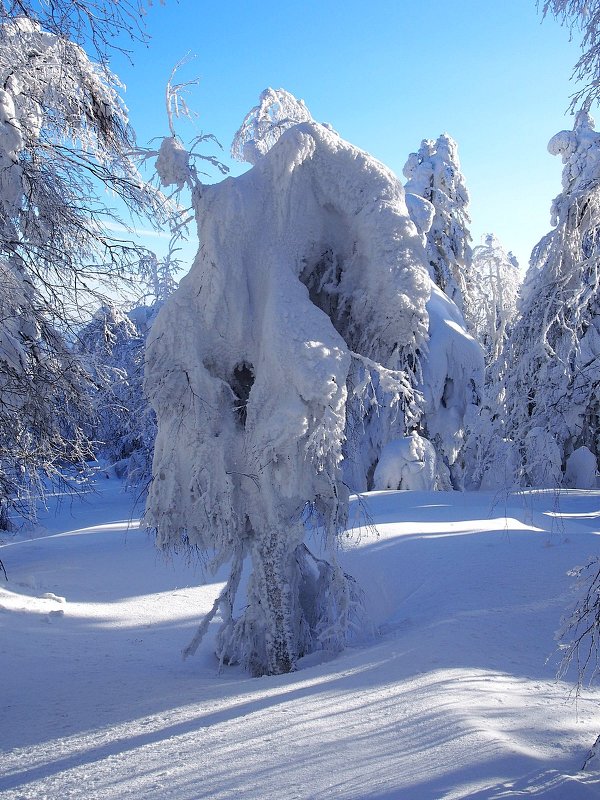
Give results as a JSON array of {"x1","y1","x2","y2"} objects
[{"x1": 1, "y1": 480, "x2": 600, "y2": 799}]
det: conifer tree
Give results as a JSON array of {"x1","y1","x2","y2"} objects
[
  {"x1": 500, "y1": 111, "x2": 600, "y2": 487},
  {"x1": 403, "y1": 133, "x2": 474, "y2": 324},
  {"x1": 471, "y1": 234, "x2": 521, "y2": 368}
]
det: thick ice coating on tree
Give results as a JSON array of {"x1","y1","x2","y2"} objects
[{"x1": 146, "y1": 111, "x2": 482, "y2": 675}]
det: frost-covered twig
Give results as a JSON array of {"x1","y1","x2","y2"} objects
[
  {"x1": 183, "y1": 547, "x2": 244, "y2": 661},
  {"x1": 541, "y1": 0, "x2": 600, "y2": 111},
  {"x1": 164, "y1": 55, "x2": 199, "y2": 138},
  {"x1": 136, "y1": 59, "x2": 228, "y2": 197},
  {"x1": 582, "y1": 734, "x2": 600, "y2": 770},
  {"x1": 557, "y1": 557, "x2": 600, "y2": 689},
  {"x1": 349, "y1": 350, "x2": 413, "y2": 396}
]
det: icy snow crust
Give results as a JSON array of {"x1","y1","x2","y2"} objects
[
  {"x1": 2, "y1": 481, "x2": 600, "y2": 799},
  {"x1": 145, "y1": 121, "x2": 482, "y2": 673}
]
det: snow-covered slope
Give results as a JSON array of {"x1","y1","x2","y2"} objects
[{"x1": 1, "y1": 480, "x2": 599, "y2": 798}]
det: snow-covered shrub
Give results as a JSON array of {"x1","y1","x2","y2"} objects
[
  {"x1": 478, "y1": 438, "x2": 521, "y2": 491},
  {"x1": 146, "y1": 94, "x2": 483, "y2": 675},
  {"x1": 564, "y1": 445, "x2": 597, "y2": 488},
  {"x1": 373, "y1": 433, "x2": 437, "y2": 491},
  {"x1": 523, "y1": 427, "x2": 563, "y2": 488}
]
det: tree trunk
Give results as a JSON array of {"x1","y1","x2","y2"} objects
[{"x1": 253, "y1": 528, "x2": 298, "y2": 676}]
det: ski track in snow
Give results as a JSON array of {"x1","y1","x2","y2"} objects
[{"x1": 1, "y1": 481, "x2": 600, "y2": 799}]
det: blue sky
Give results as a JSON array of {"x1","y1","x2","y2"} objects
[{"x1": 111, "y1": 0, "x2": 586, "y2": 272}]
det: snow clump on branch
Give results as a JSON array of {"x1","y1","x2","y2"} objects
[{"x1": 231, "y1": 87, "x2": 314, "y2": 165}]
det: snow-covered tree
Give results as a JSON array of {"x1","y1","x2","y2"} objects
[
  {"x1": 0, "y1": 5, "x2": 166, "y2": 525},
  {"x1": 0, "y1": 258, "x2": 94, "y2": 527},
  {"x1": 76, "y1": 247, "x2": 180, "y2": 487},
  {"x1": 75, "y1": 303, "x2": 158, "y2": 487},
  {"x1": 231, "y1": 87, "x2": 313, "y2": 165},
  {"x1": 471, "y1": 234, "x2": 521, "y2": 367},
  {"x1": 0, "y1": 15, "x2": 164, "y2": 300},
  {"x1": 403, "y1": 133, "x2": 474, "y2": 323},
  {"x1": 463, "y1": 232, "x2": 522, "y2": 491},
  {"x1": 135, "y1": 251, "x2": 180, "y2": 307},
  {"x1": 145, "y1": 92, "x2": 483, "y2": 675},
  {"x1": 499, "y1": 111, "x2": 600, "y2": 487},
  {"x1": 541, "y1": 0, "x2": 600, "y2": 111},
  {"x1": 402, "y1": 135, "x2": 482, "y2": 486},
  {"x1": 0, "y1": 1, "x2": 149, "y2": 56}
]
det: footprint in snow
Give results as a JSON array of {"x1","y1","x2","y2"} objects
[{"x1": 44, "y1": 609, "x2": 65, "y2": 623}]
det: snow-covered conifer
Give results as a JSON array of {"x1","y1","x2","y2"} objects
[
  {"x1": 500, "y1": 111, "x2": 600, "y2": 487},
  {"x1": 471, "y1": 234, "x2": 521, "y2": 367},
  {"x1": 231, "y1": 87, "x2": 313, "y2": 164},
  {"x1": 403, "y1": 133, "x2": 474, "y2": 323},
  {"x1": 145, "y1": 92, "x2": 483, "y2": 674}
]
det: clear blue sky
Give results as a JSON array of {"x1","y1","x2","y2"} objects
[{"x1": 110, "y1": 0, "x2": 587, "y2": 272}]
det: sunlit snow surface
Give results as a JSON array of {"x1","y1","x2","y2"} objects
[{"x1": 1, "y1": 481, "x2": 600, "y2": 799}]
